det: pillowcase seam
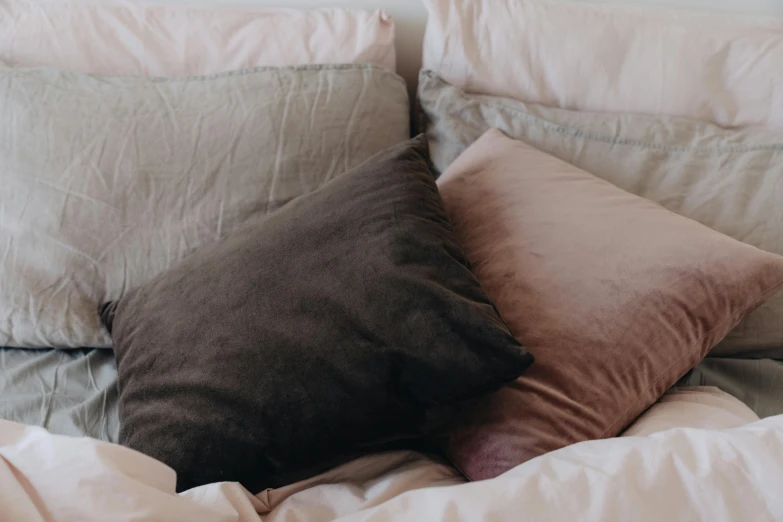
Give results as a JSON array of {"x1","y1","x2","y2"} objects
[
  {"x1": 457, "y1": 102, "x2": 783, "y2": 154},
  {"x1": 422, "y1": 73, "x2": 783, "y2": 154},
  {"x1": 6, "y1": 63, "x2": 406, "y2": 88}
]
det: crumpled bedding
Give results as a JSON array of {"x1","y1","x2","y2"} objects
[
  {"x1": 0, "y1": 348, "x2": 118, "y2": 441},
  {"x1": 3, "y1": 387, "x2": 782, "y2": 522},
  {"x1": 3, "y1": 345, "x2": 782, "y2": 447},
  {"x1": 421, "y1": 0, "x2": 783, "y2": 128},
  {"x1": 0, "y1": 63, "x2": 410, "y2": 349}
]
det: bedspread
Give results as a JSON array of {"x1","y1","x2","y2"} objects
[{"x1": 1, "y1": 388, "x2": 780, "y2": 522}]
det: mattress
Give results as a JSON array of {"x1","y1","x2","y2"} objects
[
  {"x1": 0, "y1": 348, "x2": 119, "y2": 442},
  {"x1": 0, "y1": 347, "x2": 781, "y2": 441}
]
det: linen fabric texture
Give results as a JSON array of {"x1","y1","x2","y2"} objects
[
  {"x1": 422, "y1": 0, "x2": 783, "y2": 128},
  {"x1": 0, "y1": 1, "x2": 396, "y2": 76},
  {"x1": 0, "y1": 64, "x2": 409, "y2": 348},
  {"x1": 420, "y1": 71, "x2": 783, "y2": 358}
]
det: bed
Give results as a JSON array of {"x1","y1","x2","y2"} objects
[
  {"x1": 3, "y1": 0, "x2": 783, "y2": 520},
  {"x1": 0, "y1": 349, "x2": 119, "y2": 442},
  {"x1": 4, "y1": 347, "x2": 782, "y2": 448}
]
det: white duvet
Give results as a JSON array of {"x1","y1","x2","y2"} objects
[{"x1": 2, "y1": 388, "x2": 781, "y2": 522}]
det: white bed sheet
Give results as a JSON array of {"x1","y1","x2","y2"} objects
[{"x1": 4, "y1": 387, "x2": 781, "y2": 522}]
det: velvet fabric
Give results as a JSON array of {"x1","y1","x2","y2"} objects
[
  {"x1": 437, "y1": 129, "x2": 783, "y2": 480},
  {"x1": 419, "y1": 71, "x2": 783, "y2": 358},
  {"x1": 101, "y1": 136, "x2": 533, "y2": 492}
]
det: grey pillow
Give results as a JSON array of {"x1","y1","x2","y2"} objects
[
  {"x1": 0, "y1": 63, "x2": 408, "y2": 348},
  {"x1": 100, "y1": 136, "x2": 533, "y2": 493},
  {"x1": 419, "y1": 70, "x2": 783, "y2": 358}
]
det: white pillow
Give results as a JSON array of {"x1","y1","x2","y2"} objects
[
  {"x1": 0, "y1": 0, "x2": 396, "y2": 75},
  {"x1": 422, "y1": 0, "x2": 783, "y2": 128},
  {"x1": 621, "y1": 387, "x2": 759, "y2": 437}
]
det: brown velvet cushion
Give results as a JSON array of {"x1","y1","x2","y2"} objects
[
  {"x1": 437, "y1": 129, "x2": 783, "y2": 480},
  {"x1": 100, "y1": 135, "x2": 533, "y2": 493}
]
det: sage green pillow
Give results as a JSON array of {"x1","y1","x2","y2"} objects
[{"x1": 0, "y1": 64, "x2": 408, "y2": 348}]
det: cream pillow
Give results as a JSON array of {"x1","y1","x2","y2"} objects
[
  {"x1": 0, "y1": 0, "x2": 395, "y2": 75},
  {"x1": 621, "y1": 387, "x2": 759, "y2": 437},
  {"x1": 422, "y1": 0, "x2": 783, "y2": 127},
  {"x1": 437, "y1": 128, "x2": 783, "y2": 481}
]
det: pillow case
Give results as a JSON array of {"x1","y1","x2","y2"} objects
[
  {"x1": 437, "y1": 129, "x2": 783, "y2": 481},
  {"x1": 621, "y1": 387, "x2": 759, "y2": 438},
  {"x1": 422, "y1": 0, "x2": 783, "y2": 127},
  {"x1": 678, "y1": 358, "x2": 783, "y2": 419},
  {"x1": 99, "y1": 135, "x2": 534, "y2": 493},
  {"x1": 0, "y1": 64, "x2": 408, "y2": 348},
  {"x1": 420, "y1": 71, "x2": 783, "y2": 358},
  {"x1": 0, "y1": 0, "x2": 395, "y2": 75}
]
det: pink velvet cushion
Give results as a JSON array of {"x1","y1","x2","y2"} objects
[{"x1": 437, "y1": 129, "x2": 783, "y2": 480}]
